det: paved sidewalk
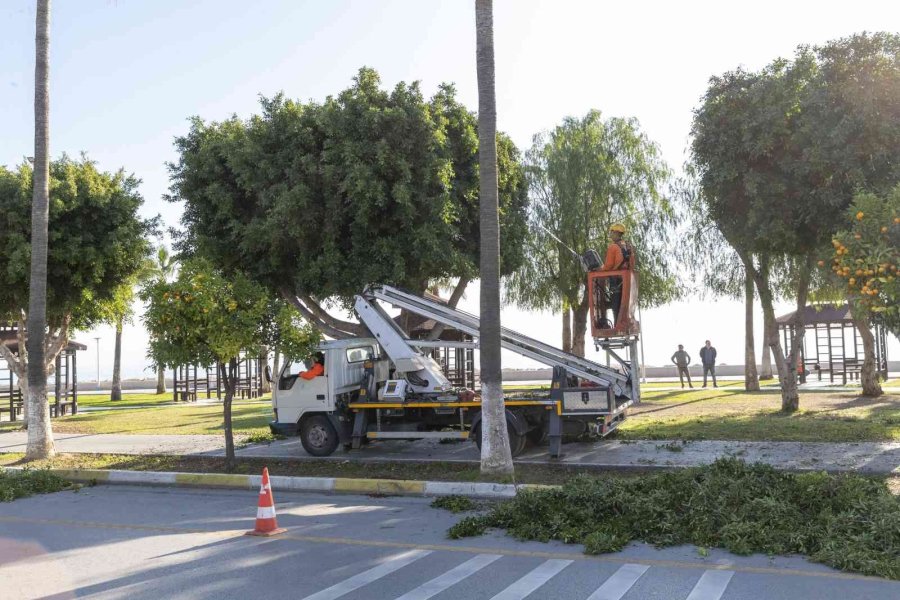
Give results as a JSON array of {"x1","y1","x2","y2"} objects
[{"x1": 1, "y1": 431, "x2": 898, "y2": 473}]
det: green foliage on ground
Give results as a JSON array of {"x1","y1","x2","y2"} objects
[
  {"x1": 430, "y1": 495, "x2": 476, "y2": 513},
  {"x1": 0, "y1": 468, "x2": 72, "y2": 502},
  {"x1": 447, "y1": 458, "x2": 900, "y2": 579}
]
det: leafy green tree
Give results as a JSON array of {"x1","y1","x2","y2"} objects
[
  {"x1": 143, "y1": 261, "x2": 318, "y2": 468},
  {"x1": 24, "y1": 0, "x2": 52, "y2": 460},
  {"x1": 691, "y1": 33, "x2": 900, "y2": 411},
  {"x1": 0, "y1": 156, "x2": 156, "y2": 425},
  {"x1": 507, "y1": 111, "x2": 677, "y2": 357},
  {"x1": 167, "y1": 67, "x2": 527, "y2": 338},
  {"x1": 475, "y1": 0, "x2": 513, "y2": 477}
]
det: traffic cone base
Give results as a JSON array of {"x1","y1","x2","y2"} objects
[{"x1": 246, "y1": 467, "x2": 286, "y2": 536}]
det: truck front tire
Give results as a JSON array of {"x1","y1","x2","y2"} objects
[{"x1": 300, "y1": 415, "x2": 340, "y2": 457}]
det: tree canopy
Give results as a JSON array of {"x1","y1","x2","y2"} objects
[
  {"x1": 827, "y1": 187, "x2": 900, "y2": 335},
  {"x1": 506, "y1": 110, "x2": 678, "y2": 355},
  {"x1": 168, "y1": 68, "x2": 528, "y2": 337},
  {"x1": 0, "y1": 156, "x2": 156, "y2": 330},
  {"x1": 691, "y1": 32, "x2": 900, "y2": 410}
]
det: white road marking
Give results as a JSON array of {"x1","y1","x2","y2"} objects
[
  {"x1": 488, "y1": 559, "x2": 573, "y2": 600},
  {"x1": 394, "y1": 553, "x2": 502, "y2": 600},
  {"x1": 586, "y1": 563, "x2": 650, "y2": 600},
  {"x1": 685, "y1": 570, "x2": 735, "y2": 600},
  {"x1": 301, "y1": 549, "x2": 431, "y2": 600}
]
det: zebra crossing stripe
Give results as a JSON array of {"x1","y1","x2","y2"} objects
[
  {"x1": 586, "y1": 563, "x2": 650, "y2": 600},
  {"x1": 394, "y1": 554, "x2": 502, "y2": 600},
  {"x1": 488, "y1": 559, "x2": 574, "y2": 600},
  {"x1": 301, "y1": 549, "x2": 432, "y2": 600},
  {"x1": 685, "y1": 570, "x2": 735, "y2": 600}
]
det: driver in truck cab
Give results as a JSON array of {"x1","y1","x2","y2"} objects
[
  {"x1": 299, "y1": 352, "x2": 325, "y2": 380},
  {"x1": 599, "y1": 223, "x2": 635, "y2": 326}
]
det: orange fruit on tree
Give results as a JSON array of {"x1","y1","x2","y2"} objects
[{"x1": 856, "y1": 211, "x2": 865, "y2": 220}]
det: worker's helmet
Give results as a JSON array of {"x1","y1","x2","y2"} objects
[{"x1": 609, "y1": 223, "x2": 626, "y2": 234}]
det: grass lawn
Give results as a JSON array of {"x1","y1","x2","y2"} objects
[
  {"x1": 0, "y1": 397, "x2": 273, "y2": 437},
  {"x1": 621, "y1": 386, "x2": 900, "y2": 442}
]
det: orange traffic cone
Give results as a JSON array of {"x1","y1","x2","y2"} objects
[{"x1": 246, "y1": 467, "x2": 286, "y2": 537}]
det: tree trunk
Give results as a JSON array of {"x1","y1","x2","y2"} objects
[
  {"x1": 759, "y1": 325, "x2": 774, "y2": 380},
  {"x1": 223, "y1": 358, "x2": 236, "y2": 471},
  {"x1": 742, "y1": 265, "x2": 759, "y2": 391},
  {"x1": 111, "y1": 318, "x2": 123, "y2": 401},
  {"x1": 25, "y1": 0, "x2": 54, "y2": 461},
  {"x1": 561, "y1": 301, "x2": 572, "y2": 354},
  {"x1": 475, "y1": 0, "x2": 513, "y2": 477},
  {"x1": 273, "y1": 349, "x2": 281, "y2": 383},
  {"x1": 259, "y1": 346, "x2": 271, "y2": 394},
  {"x1": 571, "y1": 289, "x2": 590, "y2": 358},
  {"x1": 156, "y1": 366, "x2": 166, "y2": 394},
  {"x1": 426, "y1": 276, "x2": 470, "y2": 341},
  {"x1": 852, "y1": 314, "x2": 883, "y2": 397},
  {"x1": 750, "y1": 258, "x2": 793, "y2": 411}
]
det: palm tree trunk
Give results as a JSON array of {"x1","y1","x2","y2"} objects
[
  {"x1": 743, "y1": 265, "x2": 760, "y2": 391},
  {"x1": 111, "y1": 318, "x2": 123, "y2": 401},
  {"x1": 25, "y1": 0, "x2": 54, "y2": 461},
  {"x1": 561, "y1": 301, "x2": 572, "y2": 354},
  {"x1": 852, "y1": 314, "x2": 883, "y2": 397},
  {"x1": 475, "y1": 0, "x2": 512, "y2": 477}
]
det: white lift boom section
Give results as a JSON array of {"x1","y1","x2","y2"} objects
[{"x1": 354, "y1": 284, "x2": 639, "y2": 404}]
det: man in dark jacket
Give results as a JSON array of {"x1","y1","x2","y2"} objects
[
  {"x1": 699, "y1": 340, "x2": 717, "y2": 388},
  {"x1": 671, "y1": 344, "x2": 692, "y2": 388}
]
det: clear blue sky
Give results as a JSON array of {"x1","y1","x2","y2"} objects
[{"x1": 1, "y1": 0, "x2": 898, "y2": 380}]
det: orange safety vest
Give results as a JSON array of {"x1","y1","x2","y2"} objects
[
  {"x1": 601, "y1": 241, "x2": 635, "y2": 271},
  {"x1": 300, "y1": 363, "x2": 324, "y2": 380}
]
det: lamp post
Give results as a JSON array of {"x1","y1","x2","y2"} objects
[{"x1": 94, "y1": 337, "x2": 101, "y2": 388}]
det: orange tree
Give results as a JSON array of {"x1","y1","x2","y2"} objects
[
  {"x1": 142, "y1": 260, "x2": 318, "y2": 468},
  {"x1": 828, "y1": 187, "x2": 900, "y2": 335},
  {"x1": 823, "y1": 187, "x2": 899, "y2": 396}
]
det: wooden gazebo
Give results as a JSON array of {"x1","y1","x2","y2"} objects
[
  {"x1": 0, "y1": 325, "x2": 85, "y2": 421},
  {"x1": 776, "y1": 304, "x2": 888, "y2": 384}
]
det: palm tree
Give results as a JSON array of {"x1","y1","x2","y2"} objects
[
  {"x1": 148, "y1": 246, "x2": 176, "y2": 394},
  {"x1": 475, "y1": 0, "x2": 513, "y2": 476},
  {"x1": 25, "y1": 0, "x2": 54, "y2": 460}
]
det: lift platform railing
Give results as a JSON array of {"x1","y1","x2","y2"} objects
[{"x1": 361, "y1": 285, "x2": 635, "y2": 394}]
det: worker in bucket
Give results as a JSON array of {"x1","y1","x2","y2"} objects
[
  {"x1": 299, "y1": 352, "x2": 325, "y2": 380},
  {"x1": 598, "y1": 223, "x2": 635, "y2": 326}
]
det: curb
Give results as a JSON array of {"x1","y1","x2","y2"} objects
[{"x1": 2, "y1": 466, "x2": 551, "y2": 499}]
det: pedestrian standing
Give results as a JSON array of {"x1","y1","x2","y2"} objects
[
  {"x1": 671, "y1": 344, "x2": 693, "y2": 388},
  {"x1": 699, "y1": 340, "x2": 717, "y2": 388}
]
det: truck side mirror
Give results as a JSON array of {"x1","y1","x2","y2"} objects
[{"x1": 264, "y1": 364, "x2": 272, "y2": 384}]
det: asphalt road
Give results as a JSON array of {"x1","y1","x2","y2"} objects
[{"x1": 1, "y1": 485, "x2": 897, "y2": 599}]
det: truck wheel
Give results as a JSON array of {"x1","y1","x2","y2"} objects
[
  {"x1": 300, "y1": 415, "x2": 339, "y2": 457},
  {"x1": 472, "y1": 421, "x2": 527, "y2": 457},
  {"x1": 527, "y1": 427, "x2": 548, "y2": 446}
]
